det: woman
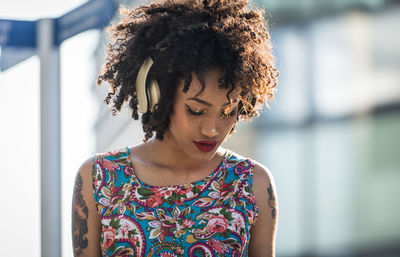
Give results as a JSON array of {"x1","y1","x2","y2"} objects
[{"x1": 72, "y1": 0, "x2": 279, "y2": 256}]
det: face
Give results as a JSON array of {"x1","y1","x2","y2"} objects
[{"x1": 165, "y1": 67, "x2": 240, "y2": 160}]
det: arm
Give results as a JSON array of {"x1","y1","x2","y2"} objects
[
  {"x1": 72, "y1": 158, "x2": 102, "y2": 257},
  {"x1": 248, "y1": 162, "x2": 279, "y2": 257}
]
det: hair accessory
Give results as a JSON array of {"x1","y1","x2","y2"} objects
[{"x1": 135, "y1": 57, "x2": 161, "y2": 113}]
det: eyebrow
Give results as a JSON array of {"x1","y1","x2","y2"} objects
[
  {"x1": 186, "y1": 97, "x2": 234, "y2": 107},
  {"x1": 186, "y1": 97, "x2": 212, "y2": 106}
]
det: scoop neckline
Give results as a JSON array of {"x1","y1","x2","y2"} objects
[{"x1": 125, "y1": 146, "x2": 227, "y2": 189}]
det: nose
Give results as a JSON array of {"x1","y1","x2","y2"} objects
[{"x1": 200, "y1": 118, "x2": 219, "y2": 138}]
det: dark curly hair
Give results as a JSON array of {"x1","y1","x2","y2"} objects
[{"x1": 97, "y1": 0, "x2": 278, "y2": 142}]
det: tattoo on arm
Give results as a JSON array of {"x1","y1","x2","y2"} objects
[
  {"x1": 267, "y1": 182, "x2": 277, "y2": 219},
  {"x1": 72, "y1": 173, "x2": 89, "y2": 256}
]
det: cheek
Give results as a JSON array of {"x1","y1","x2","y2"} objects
[
  {"x1": 170, "y1": 111, "x2": 199, "y2": 133},
  {"x1": 219, "y1": 117, "x2": 237, "y2": 132}
]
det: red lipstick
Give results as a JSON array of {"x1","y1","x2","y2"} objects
[{"x1": 194, "y1": 140, "x2": 218, "y2": 152}]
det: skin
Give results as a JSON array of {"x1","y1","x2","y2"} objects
[
  {"x1": 71, "y1": 67, "x2": 278, "y2": 256},
  {"x1": 248, "y1": 164, "x2": 279, "y2": 256},
  {"x1": 72, "y1": 161, "x2": 102, "y2": 257},
  {"x1": 72, "y1": 173, "x2": 88, "y2": 256}
]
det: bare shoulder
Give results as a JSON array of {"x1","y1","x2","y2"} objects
[
  {"x1": 74, "y1": 156, "x2": 97, "y2": 197},
  {"x1": 77, "y1": 156, "x2": 96, "y2": 180},
  {"x1": 252, "y1": 161, "x2": 274, "y2": 186},
  {"x1": 252, "y1": 162, "x2": 276, "y2": 196}
]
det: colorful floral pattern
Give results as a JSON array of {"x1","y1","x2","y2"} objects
[{"x1": 92, "y1": 147, "x2": 258, "y2": 256}]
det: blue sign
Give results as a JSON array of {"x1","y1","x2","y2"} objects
[
  {"x1": 0, "y1": 19, "x2": 36, "y2": 71},
  {"x1": 0, "y1": 19, "x2": 36, "y2": 48},
  {"x1": 55, "y1": 0, "x2": 117, "y2": 45},
  {"x1": 0, "y1": 0, "x2": 116, "y2": 71},
  {"x1": 0, "y1": 47, "x2": 36, "y2": 71}
]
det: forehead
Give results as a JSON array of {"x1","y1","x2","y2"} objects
[{"x1": 177, "y1": 68, "x2": 240, "y2": 101}]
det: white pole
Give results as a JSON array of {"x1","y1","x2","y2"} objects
[{"x1": 37, "y1": 18, "x2": 61, "y2": 257}]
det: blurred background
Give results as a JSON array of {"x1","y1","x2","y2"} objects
[{"x1": 1, "y1": 0, "x2": 399, "y2": 256}]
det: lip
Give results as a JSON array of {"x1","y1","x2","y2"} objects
[{"x1": 193, "y1": 140, "x2": 218, "y2": 152}]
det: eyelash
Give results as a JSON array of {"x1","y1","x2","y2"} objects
[
  {"x1": 185, "y1": 105, "x2": 236, "y2": 118},
  {"x1": 186, "y1": 106, "x2": 204, "y2": 116}
]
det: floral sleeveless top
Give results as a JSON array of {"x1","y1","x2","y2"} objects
[{"x1": 92, "y1": 147, "x2": 259, "y2": 257}]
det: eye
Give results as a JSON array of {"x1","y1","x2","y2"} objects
[{"x1": 185, "y1": 104, "x2": 204, "y2": 116}]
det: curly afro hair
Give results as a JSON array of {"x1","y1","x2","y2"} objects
[{"x1": 97, "y1": 0, "x2": 278, "y2": 142}]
